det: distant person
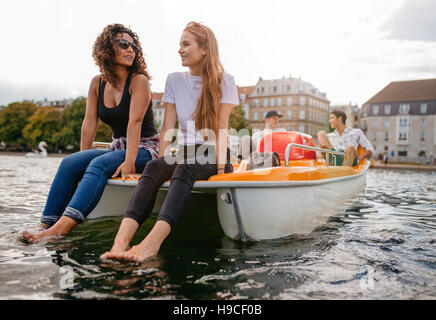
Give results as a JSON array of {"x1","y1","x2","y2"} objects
[
  {"x1": 317, "y1": 110, "x2": 374, "y2": 166},
  {"x1": 428, "y1": 152, "x2": 433, "y2": 166},
  {"x1": 22, "y1": 24, "x2": 158, "y2": 242},
  {"x1": 383, "y1": 152, "x2": 388, "y2": 165},
  {"x1": 251, "y1": 110, "x2": 285, "y2": 149}
]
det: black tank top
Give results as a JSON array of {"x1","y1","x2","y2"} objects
[{"x1": 97, "y1": 72, "x2": 158, "y2": 139}]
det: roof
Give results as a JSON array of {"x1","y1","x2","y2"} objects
[
  {"x1": 364, "y1": 78, "x2": 436, "y2": 105},
  {"x1": 152, "y1": 92, "x2": 164, "y2": 100},
  {"x1": 237, "y1": 85, "x2": 255, "y2": 96}
]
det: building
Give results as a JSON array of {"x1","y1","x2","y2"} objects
[
  {"x1": 151, "y1": 92, "x2": 165, "y2": 130},
  {"x1": 362, "y1": 78, "x2": 436, "y2": 163},
  {"x1": 237, "y1": 85, "x2": 255, "y2": 119},
  {"x1": 36, "y1": 98, "x2": 73, "y2": 111},
  {"x1": 247, "y1": 76, "x2": 330, "y2": 138}
]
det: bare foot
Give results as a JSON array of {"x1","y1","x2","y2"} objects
[
  {"x1": 100, "y1": 242, "x2": 131, "y2": 260},
  {"x1": 21, "y1": 228, "x2": 64, "y2": 243},
  {"x1": 109, "y1": 244, "x2": 158, "y2": 262},
  {"x1": 21, "y1": 216, "x2": 77, "y2": 243}
]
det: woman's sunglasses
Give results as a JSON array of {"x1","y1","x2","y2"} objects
[{"x1": 115, "y1": 39, "x2": 139, "y2": 52}]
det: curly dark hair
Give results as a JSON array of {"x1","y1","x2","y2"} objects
[{"x1": 92, "y1": 24, "x2": 151, "y2": 87}]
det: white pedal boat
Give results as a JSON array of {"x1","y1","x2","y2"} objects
[{"x1": 88, "y1": 132, "x2": 369, "y2": 241}]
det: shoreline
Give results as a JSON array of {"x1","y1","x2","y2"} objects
[
  {"x1": 0, "y1": 151, "x2": 70, "y2": 158},
  {"x1": 370, "y1": 160, "x2": 436, "y2": 171}
]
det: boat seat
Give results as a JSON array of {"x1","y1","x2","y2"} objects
[{"x1": 257, "y1": 131, "x2": 316, "y2": 162}]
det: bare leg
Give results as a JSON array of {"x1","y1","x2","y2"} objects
[
  {"x1": 345, "y1": 145, "x2": 357, "y2": 166},
  {"x1": 100, "y1": 218, "x2": 140, "y2": 259},
  {"x1": 317, "y1": 130, "x2": 333, "y2": 149},
  {"x1": 110, "y1": 220, "x2": 171, "y2": 262},
  {"x1": 22, "y1": 216, "x2": 78, "y2": 243}
]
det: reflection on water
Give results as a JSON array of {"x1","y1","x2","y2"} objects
[{"x1": 0, "y1": 155, "x2": 435, "y2": 299}]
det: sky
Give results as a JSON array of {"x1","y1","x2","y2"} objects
[{"x1": 0, "y1": 0, "x2": 436, "y2": 107}]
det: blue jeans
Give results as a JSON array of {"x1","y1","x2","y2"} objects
[{"x1": 41, "y1": 148, "x2": 152, "y2": 226}]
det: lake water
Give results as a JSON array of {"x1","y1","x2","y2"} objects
[{"x1": 0, "y1": 154, "x2": 435, "y2": 299}]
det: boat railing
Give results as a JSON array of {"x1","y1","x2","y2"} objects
[{"x1": 284, "y1": 143, "x2": 346, "y2": 167}]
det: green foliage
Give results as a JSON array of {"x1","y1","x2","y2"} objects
[
  {"x1": 0, "y1": 101, "x2": 37, "y2": 148},
  {"x1": 95, "y1": 120, "x2": 113, "y2": 142},
  {"x1": 229, "y1": 104, "x2": 249, "y2": 131},
  {"x1": 22, "y1": 108, "x2": 62, "y2": 151},
  {"x1": 52, "y1": 97, "x2": 87, "y2": 150}
]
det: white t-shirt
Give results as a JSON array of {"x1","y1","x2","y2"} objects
[{"x1": 162, "y1": 72, "x2": 239, "y2": 145}]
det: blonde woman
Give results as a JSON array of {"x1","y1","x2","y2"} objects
[{"x1": 101, "y1": 22, "x2": 239, "y2": 261}]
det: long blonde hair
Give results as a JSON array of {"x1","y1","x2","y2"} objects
[{"x1": 184, "y1": 21, "x2": 224, "y2": 136}]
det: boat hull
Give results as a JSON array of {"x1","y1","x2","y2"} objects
[{"x1": 215, "y1": 174, "x2": 366, "y2": 240}]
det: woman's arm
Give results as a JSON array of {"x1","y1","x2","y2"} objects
[
  {"x1": 112, "y1": 74, "x2": 150, "y2": 180},
  {"x1": 216, "y1": 103, "x2": 234, "y2": 173},
  {"x1": 158, "y1": 102, "x2": 177, "y2": 158},
  {"x1": 80, "y1": 75, "x2": 100, "y2": 151}
]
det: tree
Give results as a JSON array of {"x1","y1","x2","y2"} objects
[
  {"x1": 22, "y1": 108, "x2": 62, "y2": 151},
  {"x1": 0, "y1": 101, "x2": 37, "y2": 149},
  {"x1": 52, "y1": 97, "x2": 86, "y2": 150},
  {"x1": 229, "y1": 104, "x2": 249, "y2": 131},
  {"x1": 52, "y1": 97, "x2": 113, "y2": 151}
]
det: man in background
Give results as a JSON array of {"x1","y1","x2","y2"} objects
[{"x1": 317, "y1": 110, "x2": 374, "y2": 166}]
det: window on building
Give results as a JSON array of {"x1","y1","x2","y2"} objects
[
  {"x1": 286, "y1": 85, "x2": 291, "y2": 92},
  {"x1": 384, "y1": 119, "x2": 390, "y2": 128},
  {"x1": 277, "y1": 98, "x2": 282, "y2": 106},
  {"x1": 273, "y1": 86, "x2": 277, "y2": 93},
  {"x1": 373, "y1": 105, "x2": 379, "y2": 115},
  {"x1": 286, "y1": 126, "x2": 292, "y2": 131},
  {"x1": 299, "y1": 110, "x2": 305, "y2": 120},
  {"x1": 373, "y1": 119, "x2": 377, "y2": 129},
  {"x1": 264, "y1": 98, "x2": 268, "y2": 107},
  {"x1": 421, "y1": 118, "x2": 426, "y2": 128},
  {"x1": 399, "y1": 118, "x2": 408, "y2": 127},
  {"x1": 253, "y1": 112, "x2": 259, "y2": 121},
  {"x1": 287, "y1": 110, "x2": 292, "y2": 120},
  {"x1": 270, "y1": 98, "x2": 275, "y2": 107},
  {"x1": 420, "y1": 103, "x2": 427, "y2": 114},
  {"x1": 299, "y1": 124, "x2": 305, "y2": 133},
  {"x1": 399, "y1": 104, "x2": 410, "y2": 114},
  {"x1": 299, "y1": 96, "x2": 306, "y2": 106},
  {"x1": 385, "y1": 132, "x2": 389, "y2": 141},
  {"x1": 373, "y1": 132, "x2": 377, "y2": 140},
  {"x1": 420, "y1": 131, "x2": 425, "y2": 141},
  {"x1": 398, "y1": 132, "x2": 408, "y2": 141},
  {"x1": 384, "y1": 105, "x2": 391, "y2": 115},
  {"x1": 263, "y1": 112, "x2": 267, "y2": 119},
  {"x1": 398, "y1": 150, "x2": 407, "y2": 157},
  {"x1": 287, "y1": 97, "x2": 293, "y2": 106},
  {"x1": 254, "y1": 99, "x2": 259, "y2": 107}
]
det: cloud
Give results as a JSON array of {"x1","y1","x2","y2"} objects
[{"x1": 382, "y1": 0, "x2": 436, "y2": 41}]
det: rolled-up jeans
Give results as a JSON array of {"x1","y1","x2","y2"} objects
[
  {"x1": 124, "y1": 145, "x2": 233, "y2": 229},
  {"x1": 41, "y1": 148, "x2": 152, "y2": 226}
]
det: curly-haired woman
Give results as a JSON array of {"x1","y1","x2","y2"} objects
[
  {"x1": 22, "y1": 24, "x2": 159, "y2": 242},
  {"x1": 101, "y1": 21, "x2": 239, "y2": 261}
]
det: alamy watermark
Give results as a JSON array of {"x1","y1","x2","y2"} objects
[
  {"x1": 359, "y1": 264, "x2": 374, "y2": 290},
  {"x1": 59, "y1": 266, "x2": 75, "y2": 290}
]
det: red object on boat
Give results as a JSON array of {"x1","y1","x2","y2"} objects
[{"x1": 257, "y1": 131, "x2": 316, "y2": 161}]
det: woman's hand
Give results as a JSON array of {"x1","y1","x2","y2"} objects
[{"x1": 112, "y1": 161, "x2": 136, "y2": 181}]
